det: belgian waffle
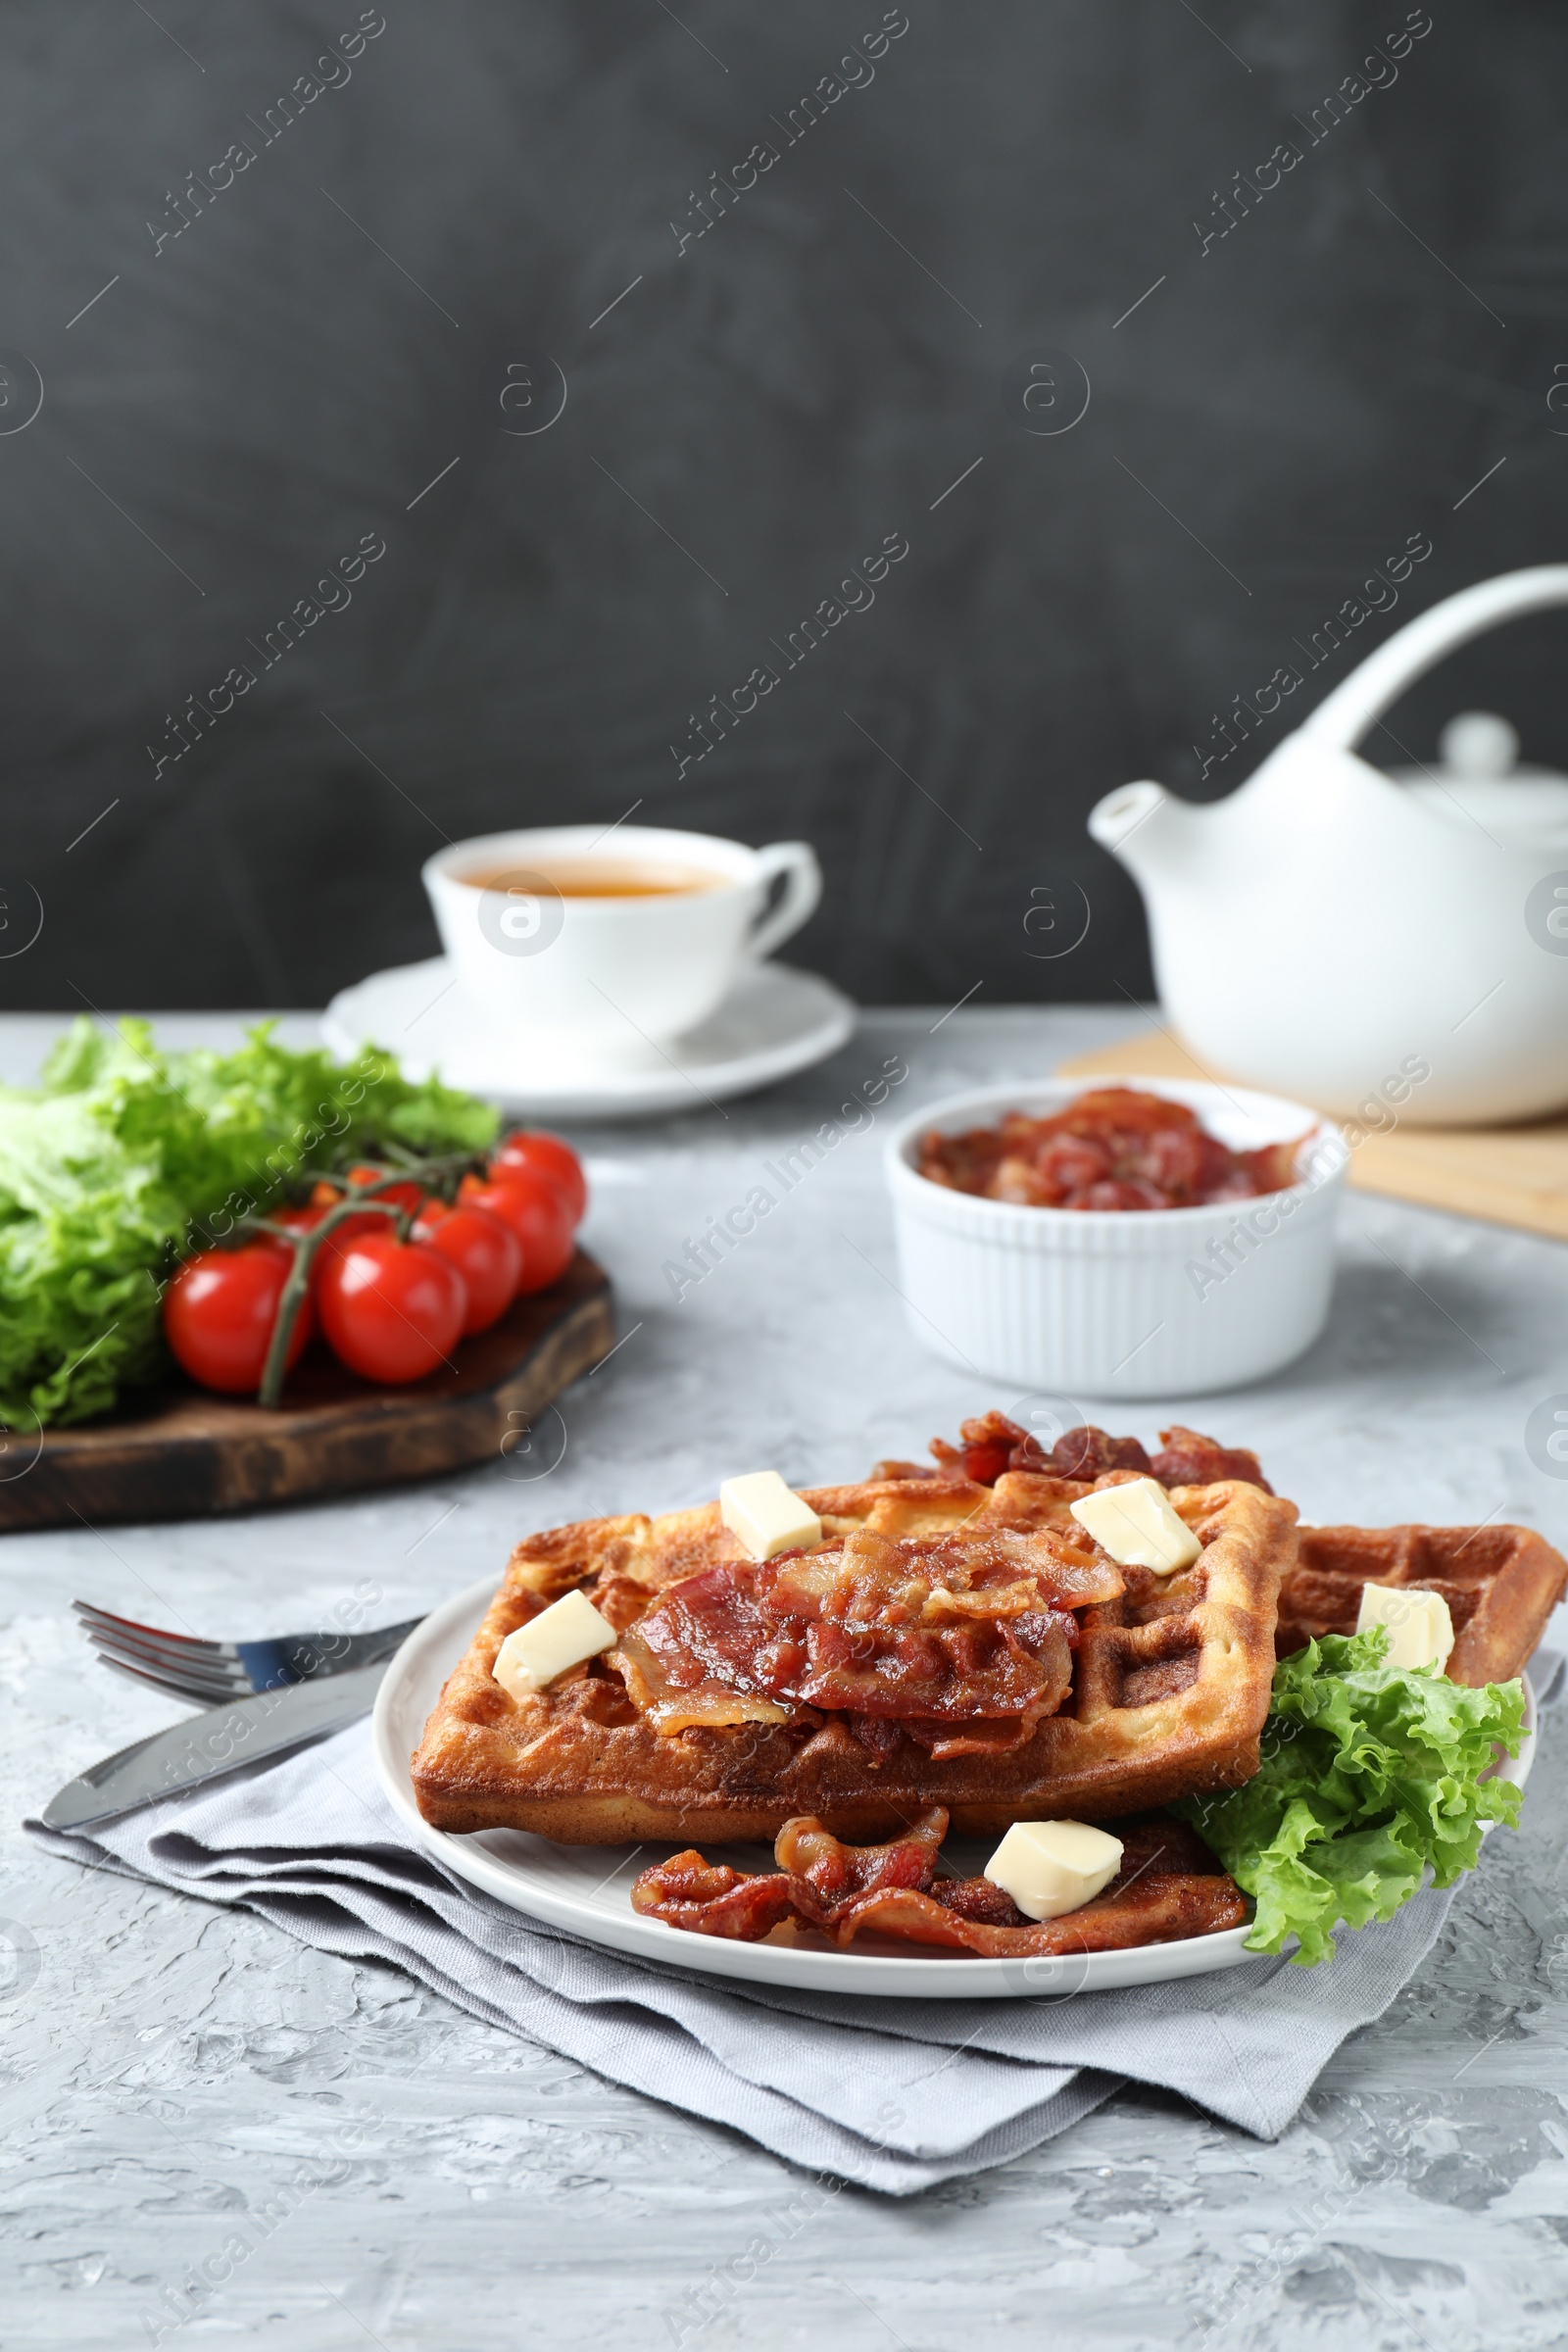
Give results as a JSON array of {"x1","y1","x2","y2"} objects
[
  {"x1": 1276, "y1": 1521, "x2": 1567, "y2": 1687},
  {"x1": 411, "y1": 1463, "x2": 1296, "y2": 1843}
]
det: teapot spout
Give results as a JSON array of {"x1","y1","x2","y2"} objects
[{"x1": 1088, "y1": 779, "x2": 1204, "y2": 885}]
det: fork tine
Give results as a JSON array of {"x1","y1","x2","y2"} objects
[
  {"x1": 73, "y1": 1600, "x2": 228, "y2": 1660},
  {"x1": 80, "y1": 1618, "x2": 243, "y2": 1672},
  {"x1": 74, "y1": 1607, "x2": 239, "y2": 1671},
  {"x1": 84, "y1": 1630, "x2": 246, "y2": 1698},
  {"x1": 94, "y1": 1652, "x2": 231, "y2": 1707},
  {"x1": 80, "y1": 1618, "x2": 245, "y2": 1680}
]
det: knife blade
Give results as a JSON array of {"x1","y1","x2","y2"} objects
[{"x1": 40, "y1": 1660, "x2": 389, "y2": 1832}]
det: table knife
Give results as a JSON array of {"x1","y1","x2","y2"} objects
[{"x1": 39, "y1": 1659, "x2": 389, "y2": 1832}]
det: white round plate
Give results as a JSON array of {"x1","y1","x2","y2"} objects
[
  {"x1": 321, "y1": 956, "x2": 856, "y2": 1121},
  {"x1": 371, "y1": 1579, "x2": 1538, "y2": 2000}
]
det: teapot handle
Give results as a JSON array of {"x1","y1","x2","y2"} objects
[{"x1": 1297, "y1": 564, "x2": 1568, "y2": 753}]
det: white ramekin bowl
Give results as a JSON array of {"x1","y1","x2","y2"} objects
[{"x1": 884, "y1": 1076, "x2": 1348, "y2": 1399}]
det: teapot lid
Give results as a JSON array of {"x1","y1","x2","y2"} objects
[
  {"x1": 1437, "y1": 710, "x2": 1521, "y2": 776},
  {"x1": 1388, "y1": 708, "x2": 1568, "y2": 789},
  {"x1": 1389, "y1": 708, "x2": 1568, "y2": 843}
]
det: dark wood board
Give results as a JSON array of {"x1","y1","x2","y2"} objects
[{"x1": 3, "y1": 1251, "x2": 613, "y2": 1533}]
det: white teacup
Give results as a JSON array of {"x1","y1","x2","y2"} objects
[{"x1": 422, "y1": 824, "x2": 823, "y2": 1053}]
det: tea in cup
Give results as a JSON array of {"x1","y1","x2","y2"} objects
[{"x1": 422, "y1": 825, "x2": 822, "y2": 1052}]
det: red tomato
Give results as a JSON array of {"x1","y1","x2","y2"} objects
[
  {"x1": 316, "y1": 1233, "x2": 466, "y2": 1383},
  {"x1": 271, "y1": 1202, "x2": 326, "y2": 1237},
  {"x1": 411, "y1": 1202, "x2": 521, "y2": 1335},
  {"x1": 164, "y1": 1246, "x2": 314, "y2": 1396},
  {"x1": 312, "y1": 1166, "x2": 421, "y2": 1225},
  {"x1": 306, "y1": 1174, "x2": 412, "y2": 1261},
  {"x1": 491, "y1": 1131, "x2": 586, "y2": 1226},
  {"x1": 345, "y1": 1163, "x2": 426, "y2": 1219},
  {"x1": 460, "y1": 1173, "x2": 576, "y2": 1294},
  {"x1": 264, "y1": 1200, "x2": 371, "y2": 1290}
]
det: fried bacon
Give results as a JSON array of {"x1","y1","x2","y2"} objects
[
  {"x1": 817, "y1": 1870, "x2": 1248, "y2": 1956},
  {"x1": 631, "y1": 1811, "x2": 1249, "y2": 1955},
  {"x1": 774, "y1": 1806, "x2": 948, "y2": 1924},
  {"x1": 1149, "y1": 1425, "x2": 1273, "y2": 1495},
  {"x1": 628, "y1": 1851, "x2": 798, "y2": 1940},
  {"x1": 916, "y1": 1089, "x2": 1305, "y2": 1211},
  {"x1": 617, "y1": 1526, "x2": 1119, "y2": 1743},
  {"x1": 928, "y1": 1412, "x2": 1152, "y2": 1488},
  {"x1": 921, "y1": 1412, "x2": 1271, "y2": 1496}
]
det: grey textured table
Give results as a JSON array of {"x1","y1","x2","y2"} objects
[{"x1": 3, "y1": 1004, "x2": 1567, "y2": 2351}]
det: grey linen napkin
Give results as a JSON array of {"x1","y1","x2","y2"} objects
[{"x1": 28, "y1": 1686, "x2": 1517, "y2": 2200}]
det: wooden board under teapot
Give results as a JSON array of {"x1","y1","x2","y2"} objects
[{"x1": 1058, "y1": 1031, "x2": 1568, "y2": 1243}]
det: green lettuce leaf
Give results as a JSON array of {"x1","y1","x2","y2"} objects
[
  {"x1": 1176, "y1": 1629, "x2": 1524, "y2": 1965},
  {"x1": 0, "y1": 1018, "x2": 499, "y2": 1428}
]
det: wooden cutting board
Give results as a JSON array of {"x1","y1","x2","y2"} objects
[
  {"x1": 2, "y1": 1250, "x2": 614, "y2": 1533},
  {"x1": 1057, "y1": 1031, "x2": 1568, "y2": 1243}
]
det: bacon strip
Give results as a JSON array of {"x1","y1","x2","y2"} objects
[
  {"x1": 814, "y1": 1873, "x2": 1247, "y2": 1955},
  {"x1": 631, "y1": 1811, "x2": 1249, "y2": 1955},
  {"x1": 929, "y1": 1413, "x2": 1154, "y2": 1488},
  {"x1": 774, "y1": 1807, "x2": 947, "y2": 1925},
  {"x1": 620, "y1": 1526, "x2": 1116, "y2": 1738},
  {"x1": 629, "y1": 1852, "x2": 797, "y2": 1940},
  {"x1": 915, "y1": 1091, "x2": 1305, "y2": 1213},
  {"x1": 1150, "y1": 1425, "x2": 1273, "y2": 1495},
  {"x1": 922, "y1": 1413, "x2": 1272, "y2": 1495}
]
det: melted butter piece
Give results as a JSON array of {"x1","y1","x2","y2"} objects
[
  {"x1": 719, "y1": 1470, "x2": 822, "y2": 1562},
  {"x1": 493, "y1": 1589, "x2": 616, "y2": 1700},
  {"x1": 985, "y1": 1820, "x2": 1124, "y2": 1920},
  {"x1": 1355, "y1": 1583, "x2": 1454, "y2": 1673},
  {"x1": 1069, "y1": 1477, "x2": 1200, "y2": 1576}
]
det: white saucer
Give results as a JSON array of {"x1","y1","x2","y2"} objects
[
  {"x1": 321, "y1": 956, "x2": 856, "y2": 1121},
  {"x1": 372, "y1": 1578, "x2": 1538, "y2": 2000}
]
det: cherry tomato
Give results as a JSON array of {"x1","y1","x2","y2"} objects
[
  {"x1": 460, "y1": 1173, "x2": 576, "y2": 1294},
  {"x1": 311, "y1": 1169, "x2": 422, "y2": 1243},
  {"x1": 164, "y1": 1246, "x2": 315, "y2": 1396},
  {"x1": 316, "y1": 1233, "x2": 466, "y2": 1384},
  {"x1": 304, "y1": 1180, "x2": 411, "y2": 1267},
  {"x1": 345, "y1": 1163, "x2": 426, "y2": 1219},
  {"x1": 271, "y1": 1202, "x2": 327, "y2": 1237},
  {"x1": 490, "y1": 1131, "x2": 586, "y2": 1226},
  {"x1": 411, "y1": 1202, "x2": 521, "y2": 1335},
  {"x1": 261, "y1": 1200, "x2": 369, "y2": 1295}
]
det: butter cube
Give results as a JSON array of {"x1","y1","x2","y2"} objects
[
  {"x1": 1355, "y1": 1583, "x2": 1454, "y2": 1674},
  {"x1": 1070, "y1": 1476, "x2": 1201, "y2": 1576},
  {"x1": 719, "y1": 1470, "x2": 822, "y2": 1562},
  {"x1": 493, "y1": 1589, "x2": 616, "y2": 1701},
  {"x1": 985, "y1": 1820, "x2": 1125, "y2": 1922}
]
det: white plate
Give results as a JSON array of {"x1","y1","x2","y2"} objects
[
  {"x1": 321, "y1": 956, "x2": 856, "y2": 1121},
  {"x1": 371, "y1": 1577, "x2": 1540, "y2": 2000}
]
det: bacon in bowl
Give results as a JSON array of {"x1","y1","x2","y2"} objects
[
  {"x1": 916, "y1": 1085, "x2": 1308, "y2": 1211},
  {"x1": 884, "y1": 1074, "x2": 1347, "y2": 1395}
]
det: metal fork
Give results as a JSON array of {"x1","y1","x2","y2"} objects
[{"x1": 74, "y1": 1599, "x2": 425, "y2": 1707}]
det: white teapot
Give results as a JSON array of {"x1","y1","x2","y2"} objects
[{"x1": 1089, "y1": 566, "x2": 1568, "y2": 1125}]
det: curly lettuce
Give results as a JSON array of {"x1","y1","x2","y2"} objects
[
  {"x1": 0, "y1": 1018, "x2": 498, "y2": 1428},
  {"x1": 1177, "y1": 1629, "x2": 1524, "y2": 1964}
]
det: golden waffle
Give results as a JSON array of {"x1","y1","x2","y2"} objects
[
  {"x1": 1277, "y1": 1521, "x2": 1567, "y2": 1688},
  {"x1": 411, "y1": 1465, "x2": 1296, "y2": 1843}
]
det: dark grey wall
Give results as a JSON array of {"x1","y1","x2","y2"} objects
[{"x1": 4, "y1": 0, "x2": 1566, "y2": 1011}]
